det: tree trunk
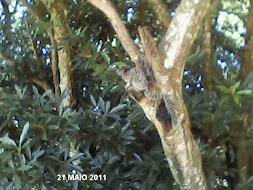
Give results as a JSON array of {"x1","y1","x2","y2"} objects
[{"x1": 88, "y1": 0, "x2": 211, "y2": 189}]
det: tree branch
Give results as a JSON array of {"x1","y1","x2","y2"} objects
[
  {"x1": 159, "y1": 0, "x2": 211, "y2": 80},
  {"x1": 138, "y1": 26, "x2": 160, "y2": 73},
  {"x1": 31, "y1": 77, "x2": 50, "y2": 92},
  {"x1": 88, "y1": 0, "x2": 141, "y2": 66},
  {"x1": 147, "y1": 0, "x2": 170, "y2": 29},
  {"x1": 24, "y1": 16, "x2": 42, "y2": 71},
  {"x1": 49, "y1": 27, "x2": 61, "y2": 98}
]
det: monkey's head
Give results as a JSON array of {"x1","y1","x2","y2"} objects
[{"x1": 115, "y1": 65, "x2": 130, "y2": 76}]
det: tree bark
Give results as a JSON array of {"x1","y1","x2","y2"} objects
[
  {"x1": 146, "y1": 0, "x2": 171, "y2": 29},
  {"x1": 40, "y1": 0, "x2": 73, "y2": 108},
  {"x1": 88, "y1": 0, "x2": 211, "y2": 189},
  {"x1": 202, "y1": 0, "x2": 222, "y2": 91},
  {"x1": 49, "y1": 27, "x2": 61, "y2": 98}
]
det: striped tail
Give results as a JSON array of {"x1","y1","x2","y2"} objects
[
  {"x1": 144, "y1": 90, "x2": 162, "y2": 100},
  {"x1": 162, "y1": 95, "x2": 177, "y2": 126}
]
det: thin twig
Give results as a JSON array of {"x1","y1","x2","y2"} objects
[
  {"x1": 69, "y1": 46, "x2": 90, "y2": 58},
  {"x1": 24, "y1": 16, "x2": 39, "y2": 61}
]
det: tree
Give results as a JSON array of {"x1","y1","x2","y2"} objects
[{"x1": 87, "y1": 0, "x2": 211, "y2": 189}]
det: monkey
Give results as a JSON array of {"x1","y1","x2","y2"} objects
[{"x1": 116, "y1": 66, "x2": 177, "y2": 126}]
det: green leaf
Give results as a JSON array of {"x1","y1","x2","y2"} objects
[
  {"x1": 61, "y1": 108, "x2": 72, "y2": 118},
  {"x1": 12, "y1": 175, "x2": 21, "y2": 189},
  {"x1": 109, "y1": 104, "x2": 126, "y2": 114},
  {"x1": 217, "y1": 85, "x2": 231, "y2": 94},
  {"x1": 236, "y1": 90, "x2": 252, "y2": 95},
  {"x1": 121, "y1": 122, "x2": 130, "y2": 133},
  {"x1": 19, "y1": 122, "x2": 30, "y2": 146},
  {"x1": 230, "y1": 81, "x2": 240, "y2": 94},
  {"x1": 233, "y1": 94, "x2": 241, "y2": 106},
  {"x1": 67, "y1": 153, "x2": 84, "y2": 164},
  {"x1": 71, "y1": 124, "x2": 80, "y2": 130},
  {"x1": 220, "y1": 95, "x2": 230, "y2": 105},
  {"x1": 101, "y1": 51, "x2": 110, "y2": 64},
  {"x1": 20, "y1": 86, "x2": 27, "y2": 99},
  {"x1": 107, "y1": 155, "x2": 119, "y2": 164},
  {"x1": 133, "y1": 153, "x2": 142, "y2": 161},
  {"x1": 14, "y1": 85, "x2": 27, "y2": 99},
  {"x1": 41, "y1": 89, "x2": 53, "y2": 99},
  {"x1": 98, "y1": 97, "x2": 105, "y2": 112},
  {"x1": 113, "y1": 61, "x2": 127, "y2": 67},
  {"x1": 33, "y1": 148, "x2": 45, "y2": 161},
  {"x1": 90, "y1": 95, "x2": 97, "y2": 106},
  {"x1": 0, "y1": 134, "x2": 17, "y2": 147},
  {"x1": 0, "y1": 150, "x2": 13, "y2": 163},
  {"x1": 247, "y1": 175, "x2": 253, "y2": 183},
  {"x1": 32, "y1": 85, "x2": 41, "y2": 99},
  {"x1": 14, "y1": 85, "x2": 22, "y2": 98},
  {"x1": 243, "y1": 72, "x2": 253, "y2": 87},
  {"x1": 48, "y1": 125, "x2": 60, "y2": 130},
  {"x1": 5, "y1": 183, "x2": 13, "y2": 190},
  {"x1": 17, "y1": 165, "x2": 32, "y2": 171},
  {"x1": 22, "y1": 138, "x2": 33, "y2": 149},
  {"x1": 41, "y1": 184, "x2": 47, "y2": 190},
  {"x1": 105, "y1": 101, "x2": 110, "y2": 115}
]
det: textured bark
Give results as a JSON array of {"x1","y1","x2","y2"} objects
[
  {"x1": 202, "y1": 0, "x2": 221, "y2": 91},
  {"x1": 146, "y1": 0, "x2": 171, "y2": 29},
  {"x1": 40, "y1": 0, "x2": 73, "y2": 108},
  {"x1": 49, "y1": 28, "x2": 61, "y2": 98},
  {"x1": 40, "y1": 0, "x2": 79, "y2": 163},
  {"x1": 89, "y1": 0, "x2": 210, "y2": 189}
]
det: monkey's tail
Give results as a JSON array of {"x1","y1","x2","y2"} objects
[
  {"x1": 162, "y1": 95, "x2": 177, "y2": 126},
  {"x1": 144, "y1": 90, "x2": 162, "y2": 100},
  {"x1": 144, "y1": 90, "x2": 177, "y2": 126}
]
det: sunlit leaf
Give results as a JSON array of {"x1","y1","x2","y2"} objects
[
  {"x1": 17, "y1": 165, "x2": 32, "y2": 171},
  {"x1": 109, "y1": 104, "x2": 126, "y2": 114},
  {"x1": 133, "y1": 153, "x2": 142, "y2": 161},
  {"x1": 217, "y1": 85, "x2": 231, "y2": 94},
  {"x1": 32, "y1": 85, "x2": 40, "y2": 99},
  {"x1": 19, "y1": 122, "x2": 30, "y2": 146},
  {"x1": 12, "y1": 175, "x2": 21, "y2": 189},
  {"x1": 105, "y1": 101, "x2": 110, "y2": 115},
  {"x1": 22, "y1": 138, "x2": 33, "y2": 149},
  {"x1": 90, "y1": 95, "x2": 97, "y2": 106},
  {"x1": 233, "y1": 94, "x2": 241, "y2": 106},
  {"x1": 230, "y1": 81, "x2": 240, "y2": 94},
  {"x1": 236, "y1": 90, "x2": 252, "y2": 95},
  {"x1": 0, "y1": 134, "x2": 17, "y2": 147},
  {"x1": 101, "y1": 51, "x2": 110, "y2": 64}
]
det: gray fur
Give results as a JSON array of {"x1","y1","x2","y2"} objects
[{"x1": 117, "y1": 66, "x2": 177, "y2": 126}]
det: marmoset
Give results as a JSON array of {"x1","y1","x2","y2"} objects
[{"x1": 116, "y1": 66, "x2": 177, "y2": 126}]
